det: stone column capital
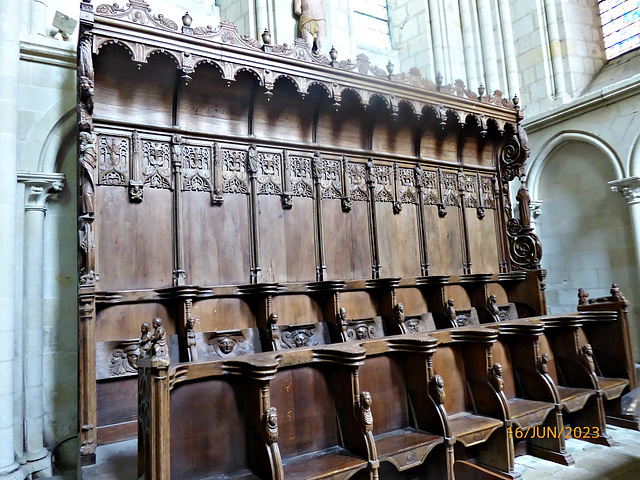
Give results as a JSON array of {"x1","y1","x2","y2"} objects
[
  {"x1": 609, "y1": 176, "x2": 640, "y2": 205},
  {"x1": 17, "y1": 171, "x2": 65, "y2": 212}
]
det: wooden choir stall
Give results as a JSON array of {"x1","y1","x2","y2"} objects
[{"x1": 76, "y1": 1, "x2": 639, "y2": 478}]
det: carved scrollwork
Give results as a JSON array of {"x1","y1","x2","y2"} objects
[
  {"x1": 109, "y1": 340, "x2": 140, "y2": 376},
  {"x1": 142, "y1": 141, "x2": 172, "y2": 189},
  {"x1": 221, "y1": 149, "x2": 249, "y2": 194},
  {"x1": 500, "y1": 125, "x2": 529, "y2": 182},
  {"x1": 506, "y1": 218, "x2": 542, "y2": 270},
  {"x1": 206, "y1": 333, "x2": 252, "y2": 358},
  {"x1": 98, "y1": 136, "x2": 129, "y2": 185},
  {"x1": 346, "y1": 320, "x2": 378, "y2": 341}
]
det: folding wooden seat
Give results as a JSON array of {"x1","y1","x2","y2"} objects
[
  {"x1": 269, "y1": 344, "x2": 377, "y2": 480},
  {"x1": 386, "y1": 287, "x2": 436, "y2": 335},
  {"x1": 538, "y1": 316, "x2": 613, "y2": 446},
  {"x1": 488, "y1": 320, "x2": 574, "y2": 464},
  {"x1": 430, "y1": 328, "x2": 516, "y2": 479},
  {"x1": 358, "y1": 334, "x2": 448, "y2": 479}
]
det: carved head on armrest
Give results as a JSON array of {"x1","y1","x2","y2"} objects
[
  {"x1": 430, "y1": 374, "x2": 446, "y2": 406},
  {"x1": 393, "y1": 303, "x2": 405, "y2": 327},
  {"x1": 489, "y1": 363, "x2": 504, "y2": 392},
  {"x1": 265, "y1": 407, "x2": 278, "y2": 445},
  {"x1": 538, "y1": 353, "x2": 550, "y2": 374},
  {"x1": 360, "y1": 391, "x2": 373, "y2": 433},
  {"x1": 579, "y1": 344, "x2": 596, "y2": 373}
]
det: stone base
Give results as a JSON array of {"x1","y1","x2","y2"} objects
[{"x1": 0, "y1": 451, "x2": 52, "y2": 480}]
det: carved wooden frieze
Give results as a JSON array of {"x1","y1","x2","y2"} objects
[
  {"x1": 397, "y1": 167, "x2": 418, "y2": 204},
  {"x1": 221, "y1": 148, "x2": 249, "y2": 194},
  {"x1": 480, "y1": 176, "x2": 497, "y2": 209},
  {"x1": 182, "y1": 145, "x2": 213, "y2": 192},
  {"x1": 141, "y1": 140, "x2": 172, "y2": 189},
  {"x1": 349, "y1": 162, "x2": 369, "y2": 201},
  {"x1": 96, "y1": 339, "x2": 140, "y2": 380},
  {"x1": 256, "y1": 151, "x2": 283, "y2": 195},
  {"x1": 441, "y1": 172, "x2": 460, "y2": 207},
  {"x1": 371, "y1": 164, "x2": 394, "y2": 203},
  {"x1": 345, "y1": 318, "x2": 384, "y2": 341},
  {"x1": 98, "y1": 135, "x2": 129, "y2": 186},
  {"x1": 320, "y1": 159, "x2": 342, "y2": 199},
  {"x1": 289, "y1": 156, "x2": 313, "y2": 197}
]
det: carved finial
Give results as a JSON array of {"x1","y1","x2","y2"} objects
[
  {"x1": 149, "y1": 317, "x2": 169, "y2": 364},
  {"x1": 329, "y1": 46, "x2": 338, "y2": 63},
  {"x1": 430, "y1": 375, "x2": 446, "y2": 405},
  {"x1": 435, "y1": 72, "x2": 443, "y2": 91},
  {"x1": 182, "y1": 11, "x2": 192, "y2": 27},
  {"x1": 265, "y1": 407, "x2": 278, "y2": 444},
  {"x1": 386, "y1": 60, "x2": 394, "y2": 80},
  {"x1": 610, "y1": 283, "x2": 627, "y2": 303},
  {"x1": 512, "y1": 94, "x2": 520, "y2": 108},
  {"x1": 478, "y1": 83, "x2": 485, "y2": 101},
  {"x1": 578, "y1": 288, "x2": 589, "y2": 306},
  {"x1": 489, "y1": 363, "x2": 504, "y2": 391},
  {"x1": 360, "y1": 391, "x2": 373, "y2": 433},
  {"x1": 261, "y1": 28, "x2": 272, "y2": 45}
]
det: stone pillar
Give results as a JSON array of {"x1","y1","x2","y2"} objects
[
  {"x1": 476, "y1": 0, "x2": 500, "y2": 92},
  {"x1": 16, "y1": 172, "x2": 64, "y2": 478},
  {"x1": 530, "y1": 200, "x2": 542, "y2": 232},
  {"x1": 0, "y1": 0, "x2": 20, "y2": 477},
  {"x1": 496, "y1": 0, "x2": 519, "y2": 97},
  {"x1": 610, "y1": 177, "x2": 640, "y2": 265}
]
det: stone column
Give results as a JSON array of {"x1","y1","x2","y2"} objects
[
  {"x1": 476, "y1": 0, "x2": 500, "y2": 92},
  {"x1": 530, "y1": 200, "x2": 542, "y2": 232},
  {"x1": 16, "y1": 172, "x2": 64, "y2": 478},
  {"x1": 496, "y1": 0, "x2": 519, "y2": 97},
  {"x1": 0, "y1": 0, "x2": 20, "y2": 477},
  {"x1": 610, "y1": 177, "x2": 640, "y2": 264}
]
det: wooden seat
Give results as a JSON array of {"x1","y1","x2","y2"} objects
[{"x1": 282, "y1": 446, "x2": 367, "y2": 480}]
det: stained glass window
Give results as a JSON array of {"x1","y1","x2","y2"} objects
[
  {"x1": 353, "y1": 0, "x2": 393, "y2": 50},
  {"x1": 599, "y1": 0, "x2": 640, "y2": 59}
]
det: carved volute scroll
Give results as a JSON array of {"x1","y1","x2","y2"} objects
[{"x1": 506, "y1": 175, "x2": 542, "y2": 270}]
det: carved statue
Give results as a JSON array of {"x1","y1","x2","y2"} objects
[
  {"x1": 516, "y1": 178, "x2": 531, "y2": 229},
  {"x1": 445, "y1": 298, "x2": 457, "y2": 327},
  {"x1": 186, "y1": 317, "x2": 197, "y2": 348},
  {"x1": 79, "y1": 131, "x2": 96, "y2": 215},
  {"x1": 487, "y1": 294, "x2": 501, "y2": 323},
  {"x1": 430, "y1": 375, "x2": 446, "y2": 405},
  {"x1": 139, "y1": 322, "x2": 152, "y2": 357},
  {"x1": 360, "y1": 391, "x2": 373, "y2": 433},
  {"x1": 269, "y1": 313, "x2": 281, "y2": 349},
  {"x1": 78, "y1": 31, "x2": 94, "y2": 132},
  {"x1": 265, "y1": 407, "x2": 278, "y2": 445},
  {"x1": 578, "y1": 288, "x2": 590, "y2": 306},
  {"x1": 579, "y1": 344, "x2": 595, "y2": 373},
  {"x1": 393, "y1": 303, "x2": 405, "y2": 329},
  {"x1": 150, "y1": 317, "x2": 169, "y2": 360},
  {"x1": 247, "y1": 144, "x2": 258, "y2": 175},
  {"x1": 294, "y1": 0, "x2": 327, "y2": 53},
  {"x1": 489, "y1": 363, "x2": 504, "y2": 392},
  {"x1": 337, "y1": 307, "x2": 348, "y2": 335}
]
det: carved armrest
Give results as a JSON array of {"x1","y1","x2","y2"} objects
[{"x1": 356, "y1": 391, "x2": 378, "y2": 466}]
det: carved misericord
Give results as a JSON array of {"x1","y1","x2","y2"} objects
[
  {"x1": 222, "y1": 149, "x2": 249, "y2": 194},
  {"x1": 98, "y1": 136, "x2": 129, "y2": 186},
  {"x1": 265, "y1": 407, "x2": 279, "y2": 445},
  {"x1": 346, "y1": 320, "x2": 379, "y2": 341},
  {"x1": 349, "y1": 162, "x2": 369, "y2": 201},
  {"x1": 142, "y1": 141, "x2": 172, "y2": 189},
  {"x1": 182, "y1": 145, "x2": 213, "y2": 192},
  {"x1": 206, "y1": 332, "x2": 253, "y2": 358},
  {"x1": 256, "y1": 152, "x2": 283, "y2": 195},
  {"x1": 109, "y1": 340, "x2": 140, "y2": 376},
  {"x1": 280, "y1": 325, "x2": 321, "y2": 349},
  {"x1": 289, "y1": 156, "x2": 313, "y2": 197}
]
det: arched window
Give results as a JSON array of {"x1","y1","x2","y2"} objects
[
  {"x1": 353, "y1": 0, "x2": 393, "y2": 50},
  {"x1": 599, "y1": 0, "x2": 640, "y2": 59}
]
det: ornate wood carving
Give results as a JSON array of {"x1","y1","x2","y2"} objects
[
  {"x1": 279, "y1": 324, "x2": 324, "y2": 349},
  {"x1": 98, "y1": 135, "x2": 129, "y2": 186},
  {"x1": 221, "y1": 148, "x2": 249, "y2": 194},
  {"x1": 345, "y1": 318, "x2": 382, "y2": 341},
  {"x1": 348, "y1": 162, "x2": 368, "y2": 202},
  {"x1": 256, "y1": 151, "x2": 283, "y2": 195},
  {"x1": 142, "y1": 140, "x2": 172, "y2": 189},
  {"x1": 507, "y1": 177, "x2": 542, "y2": 270},
  {"x1": 289, "y1": 155, "x2": 313, "y2": 198},
  {"x1": 181, "y1": 144, "x2": 213, "y2": 193}
]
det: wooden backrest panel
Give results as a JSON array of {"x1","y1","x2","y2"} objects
[
  {"x1": 487, "y1": 283, "x2": 510, "y2": 305},
  {"x1": 371, "y1": 104, "x2": 418, "y2": 157},
  {"x1": 432, "y1": 345, "x2": 467, "y2": 414},
  {"x1": 170, "y1": 378, "x2": 248, "y2": 479},
  {"x1": 396, "y1": 288, "x2": 429, "y2": 316},
  {"x1": 272, "y1": 295, "x2": 323, "y2": 326},
  {"x1": 467, "y1": 214, "x2": 500, "y2": 274},
  {"x1": 191, "y1": 298, "x2": 255, "y2": 332},
  {"x1": 96, "y1": 303, "x2": 173, "y2": 341},
  {"x1": 359, "y1": 355, "x2": 410, "y2": 435},
  {"x1": 424, "y1": 207, "x2": 464, "y2": 275},
  {"x1": 340, "y1": 291, "x2": 378, "y2": 320},
  {"x1": 315, "y1": 90, "x2": 368, "y2": 150},
  {"x1": 376, "y1": 202, "x2": 422, "y2": 278},
  {"x1": 271, "y1": 366, "x2": 339, "y2": 458},
  {"x1": 538, "y1": 334, "x2": 560, "y2": 384}
]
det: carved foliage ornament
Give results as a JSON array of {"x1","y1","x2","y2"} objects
[
  {"x1": 349, "y1": 163, "x2": 368, "y2": 202},
  {"x1": 280, "y1": 326, "x2": 321, "y2": 349},
  {"x1": 98, "y1": 136, "x2": 128, "y2": 186},
  {"x1": 398, "y1": 168, "x2": 418, "y2": 204},
  {"x1": 371, "y1": 165, "x2": 394, "y2": 203},
  {"x1": 182, "y1": 145, "x2": 212, "y2": 192},
  {"x1": 321, "y1": 159, "x2": 342, "y2": 199},
  {"x1": 289, "y1": 156, "x2": 313, "y2": 197},
  {"x1": 142, "y1": 141, "x2": 172, "y2": 189},
  {"x1": 222, "y1": 149, "x2": 249, "y2": 194},
  {"x1": 256, "y1": 152, "x2": 283, "y2": 195}
]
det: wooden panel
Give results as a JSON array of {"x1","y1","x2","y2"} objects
[
  {"x1": 491, "y1": 341, "x2": 517, "y2": 399},
  {"x1": 424, "y1": 206, "x2": 463, "y2": 275},
  {"x1": 96, "y1": 303, "x2": 173, "y2": 342},
  {"x1": 94, "y1": 45, "x2": 174, "y2": 126},
  {"x1": 432, "y1": 345, "x2": 467, "y2": 414},
  {"x1": 271, "y1": 366, "x2": 338, "y2": 458},
  {"x1": 191, "y1": 298, "x2": 255, "y2": 331},
  {"x1": 252, "y1": 78, "x2": 314, "y2": 143},
  {"x1": 460, "y1": 130, "x2": 493, "y2": 168},
  {"x1": 315, "y1": 91, "x2": 368, "y2": 150},
  {"x1": 258, "y1": 196, "x2": 316, "y2": 283},
  {"x1": 419, "y1": 118, "x2": 458, "y2": 163},
  {"x1": 170, "y1": 378, "x2": 248, "y2": 479},
  {"x1": 395, "y1": 288, "x2": 429, "y2": 315},
  {"x1": 359, "y1": 355, "x2": 409, "y2": 435},
  {"x1": 467, "y1": 213, "x2": 499, "y2": 274},
  {"x1": 96, "y1": 377, "x2": 137, "y2": 426},
  {"x1": 538, "y1": 335, "x2": 560, "y2": 384},
  {"x1": 323, "y1": 200, "x2": 372, "y2": 281},
  {"x1": 371, "y1": 104, "x2": 417, "y2": 157},
  {"x1": 272, "y1": 295, "x2": 323, "y2": 326},
  {"x1": 444, "y1": 285, "x2": 471, "y2": 308},
  {"x1": 179, "y1": 63, "x2": 252, "y2": 136},
  {"x1": 376, "y1": 203, "x2": 421, "y2": 278},
  {"x1": 96, "y1": 187, "x2": 172, "y2": 290},
  {"x1": 340, "y1": 291, "x2": 378, "y2": 319},
  {"x1": 183, "y1": 191, "x2": 252, "y2": 286}
]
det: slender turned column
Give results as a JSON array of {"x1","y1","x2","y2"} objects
[
  {"x1": 17, "y1": 172, "x2": 64, "y2": 476},
  {"x1": 0, "y1": 0, "x2": 20, "y2": 476}
]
